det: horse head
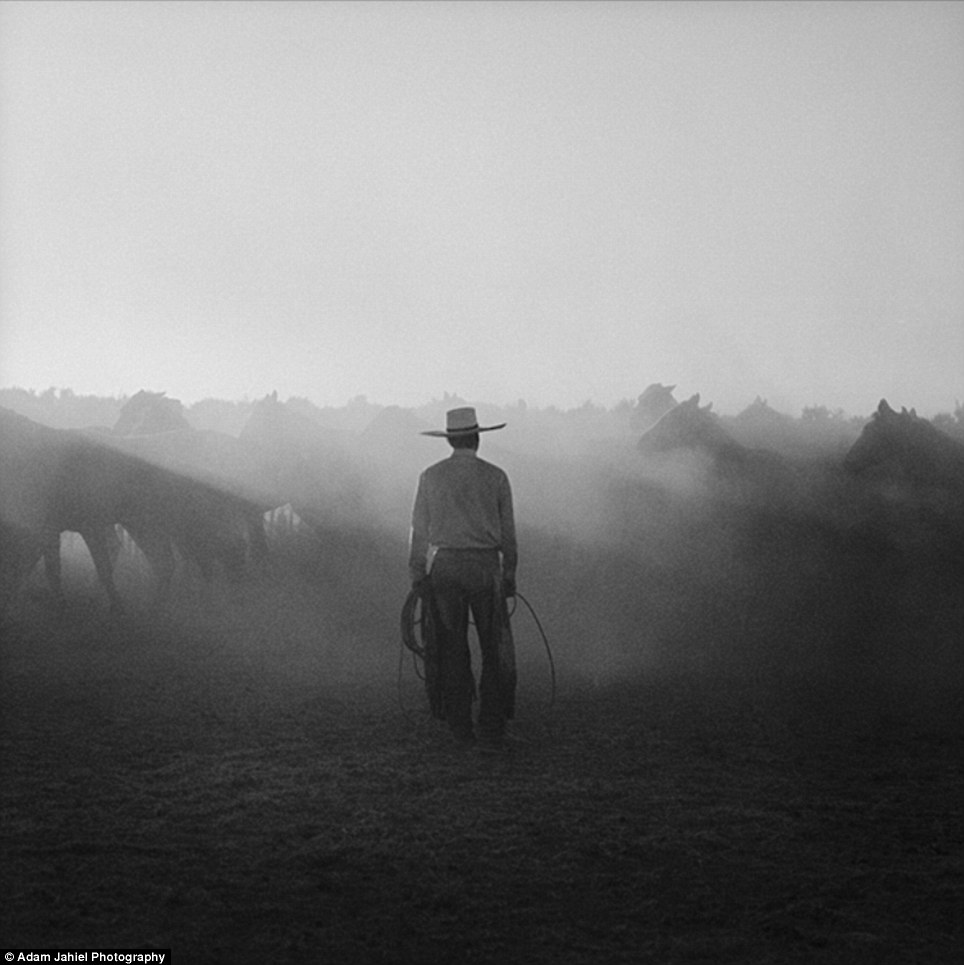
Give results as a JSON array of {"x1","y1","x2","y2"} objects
[
  {"x1": 637, "y1": 393, "x2": 733, "y2": 455},
  {"x1": 845, "y1": 398, "x2": 964, "y2": 485},
  {"x1": 631, "y1": 383, "x2": 679, "y2": 433}
]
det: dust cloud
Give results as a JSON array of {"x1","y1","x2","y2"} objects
[{"x1": 3, "y1": 394, "x2": 962, "y2": 733}]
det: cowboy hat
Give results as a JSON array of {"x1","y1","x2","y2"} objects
[{"x1": 421, "y1": 406, "x2": 506, "y2": 437}]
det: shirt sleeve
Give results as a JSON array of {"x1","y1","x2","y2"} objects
[
  {"x1": 499, "y1": 473, "x2": 517, "y2": 581},
  {"x1": 408, "y1": 473, "x2": 430, "y2": 583}
]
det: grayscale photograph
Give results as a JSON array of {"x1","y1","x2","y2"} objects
[{"x1": 1, "y1": 2, "x2": 961, "y2": 962}]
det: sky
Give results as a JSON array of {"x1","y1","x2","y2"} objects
[{"x1": 1, "y1": 0, "x2": 962, "y2": 417}]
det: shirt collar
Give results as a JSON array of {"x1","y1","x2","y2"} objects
[{"x1": 450, "y1": 449, "x2": 478, "y2": 459}]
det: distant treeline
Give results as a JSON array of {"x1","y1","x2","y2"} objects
[{"x1": 2, "y1": 385, "x2": 963, "y2": 456}]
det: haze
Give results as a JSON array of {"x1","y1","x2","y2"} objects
[{"x1": 1, "y1": 0, "x2": 962, "y2": 417}]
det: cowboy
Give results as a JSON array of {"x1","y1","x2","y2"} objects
[{"x1": 409, "y1": 407, "x2": 518, "y2": 746}]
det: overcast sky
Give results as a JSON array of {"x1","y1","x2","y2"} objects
[{"x1": 1, "y1": 0, "x2": 961, "y2": 416}]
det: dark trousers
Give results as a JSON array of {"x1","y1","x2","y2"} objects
[{"x1": 429, "y1": 549, "x2": 506, "y2": 739}]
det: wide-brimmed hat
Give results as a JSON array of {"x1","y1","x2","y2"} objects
[{"x1": 421, "y1": 406, "x2": 506, "y2": 437}]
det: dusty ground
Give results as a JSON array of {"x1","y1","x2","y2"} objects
[{"x1": 1, "y1": 537, "x2": 961, "y2": 965}]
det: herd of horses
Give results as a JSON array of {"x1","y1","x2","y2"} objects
[
  {"x1": 639, "y1": 392, "x2": 964, "y2": 497},
  {"x1": 1, "y1": 389, "x2": 963, "y2": 617}
]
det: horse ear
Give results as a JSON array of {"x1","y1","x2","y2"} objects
[
  {"x1": 686, "y1": 393, "x2": 700, "y2": 407},
  {"x1": 270, "y1": 390, "x2": 278, "y2": 402},
  {"x1": 702, "y1": 401, "x2": 714, "y2": 413},
  {"x1": 910, "y1": 407, "x2": 917, "y2": 418},
  {"x1": 878, "y1": 399, "x2": 893, "y2": 416}
]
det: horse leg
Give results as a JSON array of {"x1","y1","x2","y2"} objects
[
  {"x1": 41, "y1": 530, "x2": 66, "y2": 610},
  {"x1": 224, "y1": 533, "x2": 249, "y2": 584},
  {"x1": 81, "y1": 526, "x2": 125, "y2": 615},
  {"x1": 107, "y1": 524, "x2": 124, "y2": 568},
  {"x1": 130, "y1": 527, "x2": 176, "y2": 604},
  {"x1": 0, "y1": 526, "x2": 43, "y2": 619},
  {"x1": 247, "y1": 510, "x2": 270, "y2": 565}
]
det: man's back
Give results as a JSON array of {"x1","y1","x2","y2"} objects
[{"x1": 409, "y1": 449, "x2": 516, "y2": 583}]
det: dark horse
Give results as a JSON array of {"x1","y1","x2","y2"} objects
[
  {"x1": 845, "y1": 399, "x2": 964, "y2": 493},
  {"x1": 1, "y1": 406, "x2": 266, "y2": 613},
  {"x1": 844, "y1": 399, "x2": 964, "y2": 547}
]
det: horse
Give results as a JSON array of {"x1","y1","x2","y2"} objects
[
  {"x1": 1, "y1": 406, "x2": 177, "y2": 611},
  {"x1": 845, "y1": 399, "x2": 964, "y2": 491},
  {"x1": 835, "y1": 399, "x2": 964, "y2": 664},
  {"x1": 733, "y1": 396, "x2": 790, "y2": 424},
  {"x1": 107, "y1": 391, "x2": 279, "y2": 567},
  {"x1": 634, "y1": 391, "x2": 817, "y2": 534},
  {"x1": 629, "y1": 383, "x2": 679, "y2": 435},
  {"x1": 1, "y1": 406, "x2": 268, "y2": 612},
  {"x1": 0, "y1": 517, "x2": 48, "y2": 618},
  {"x1": 844, "y1": 399, "x2": 964, "y2": 544},
  {"x1": 636, "y1": 394, "x2": 749, "y2": 465}
]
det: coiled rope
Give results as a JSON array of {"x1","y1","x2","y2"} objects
[{"x1": 398, "y1": 586, "x2": 556, "y2": 719}]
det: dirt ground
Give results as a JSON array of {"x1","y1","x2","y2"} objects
[{"x1": 1, "y1": 531, "x2": 962, "y2": 965}]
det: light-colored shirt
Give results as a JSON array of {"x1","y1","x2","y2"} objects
[{"x1": 409, "y1": 449, "x2": 517, "y2": 583}]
